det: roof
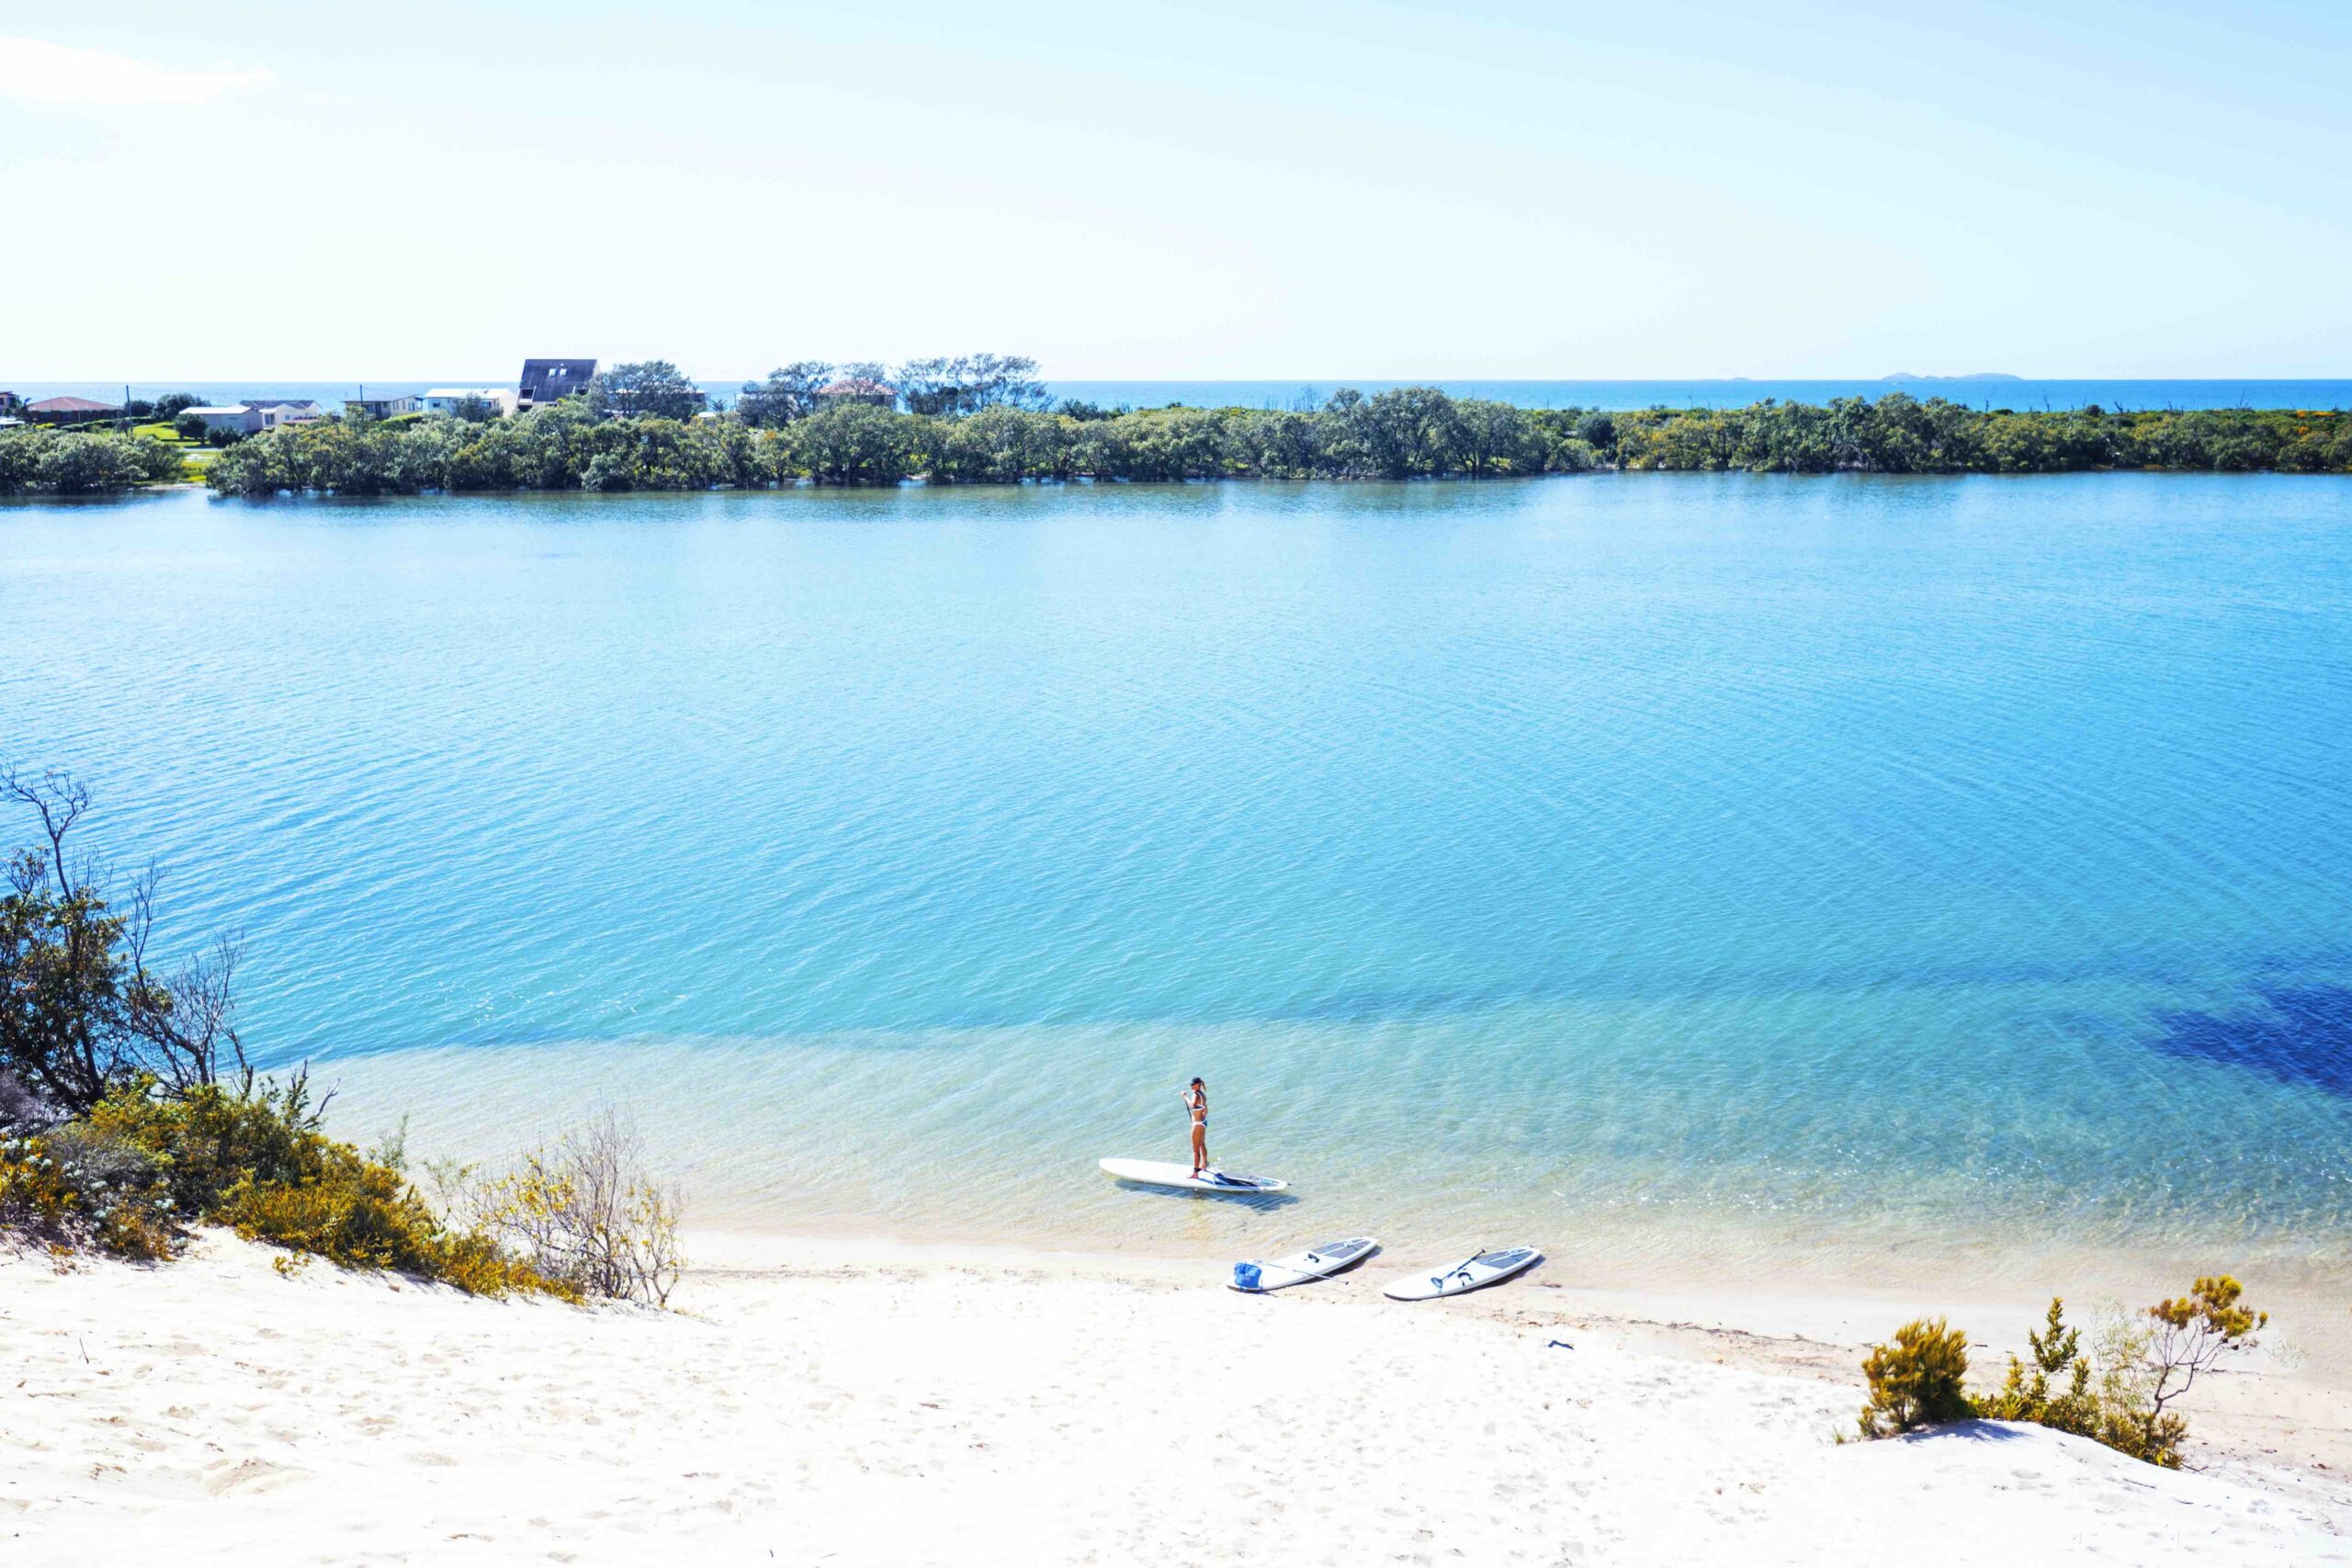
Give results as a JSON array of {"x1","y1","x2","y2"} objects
[
  {"x1": 239, "y1": 398, "x2": 321, "y2": 411},
  {"x1": 28, "y1": 395, "x2": 122, "y2": 413},
  {"x1": 423, "y1": 388, "x2": 508, "y2": 399},
  {"x1": 183, "y1": 406, "x2": 254, "y2": 417},
  {"x1": 519, "y1": 358, "x2": 596, "y2": 378}
]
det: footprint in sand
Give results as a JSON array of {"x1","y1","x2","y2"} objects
[{"x1": 203, "y1": 1458, "x2": 308, "y2": 1496}]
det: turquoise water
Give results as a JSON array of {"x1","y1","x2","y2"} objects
[{"x1": 4, "y1": 477, "x2": 2349, "y2": 1287}]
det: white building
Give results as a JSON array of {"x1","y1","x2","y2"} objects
[
  {"x1": 240, "y1": 399, "x2": 324, "y2": 427},
  {"x1": 182, "y1": 405, "x2": 265, "y2": 436},
  {"x1": 421, "y1": 388, "x2": 517, "y2": 418}
]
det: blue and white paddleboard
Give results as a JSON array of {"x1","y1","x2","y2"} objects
[
  {"x1": 1098, "y1": 1158, "x2": 1289, "y2": 1194},
  {"x1": 1381, "y1": 1247, "x2": 1544, "y2": 1301},
  {"x1": 1230, "y1": 1236, "x2": 1380, "y2": 1293}
]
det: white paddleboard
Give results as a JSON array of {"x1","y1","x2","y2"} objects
[
  {"x1": 1230, "y1": 1236, "x2": 1380, "y2": 1293},
  {"x1": 1382, "y1": 1246, "x2": 1544, "y2": 1301},
  {"x1": 1098, "y1": 1158, "x2": 1289, "y2": 1194}
]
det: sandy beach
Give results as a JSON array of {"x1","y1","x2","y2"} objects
[{"x1": 6, "y1": 1229, "x2": 2347, "y2": 1565}]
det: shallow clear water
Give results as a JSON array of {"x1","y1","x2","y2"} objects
[{"x1": 5, "y1": 477, "x2": 2349, "y2": 1288}]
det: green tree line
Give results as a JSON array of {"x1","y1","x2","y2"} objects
[{"x1": 6, "y1": 388, "x2": 2351, "y2": 497}]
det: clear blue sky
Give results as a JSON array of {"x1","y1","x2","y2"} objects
[{"x1": 5, "y1": 2, "x2": 2347, "y2": 379}]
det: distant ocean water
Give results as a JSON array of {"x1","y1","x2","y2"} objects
[
  {"x1": 4, "y1": 475, "x2": 2350, "y2": 1296},
  {"x1": 11, "y1": 378, "x2": 2352, "y2": 413}
]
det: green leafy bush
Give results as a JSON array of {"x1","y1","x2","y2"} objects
[
  {"x1": 1858, "y1": 1316, "x2": 1973, "y2": 1436},
  {"x1": 1859, "y1": 1280, "x2": 2267, "y2": 1467},
  {"x1": 1, "y1": 1123, "x2": 177, "y2": 1259},
  {"x1": 115, "y1": 1079, "x2": 568, "y2": 1295},
  {"x1": 0, "y1": 429, "x2": 185, "y2": 493}
]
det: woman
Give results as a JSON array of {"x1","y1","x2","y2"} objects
[{"x1": 1183, "y1": 1077, "x2": 1209, "y2": 1178}]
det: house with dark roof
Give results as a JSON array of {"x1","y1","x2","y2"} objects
[
  {"x1": 0, "y1": 392, "x2": 22, "y2": 416},
  {"x1": 517, "y1": 358, "x2": 596, "y2": 412},
  {"x1": 27, "y1": 395, "x2": 123, "y2": 424}
]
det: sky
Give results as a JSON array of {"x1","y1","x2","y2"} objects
[{"x1": 3, "y1": 1, "x2": 2349, "y2": 380}]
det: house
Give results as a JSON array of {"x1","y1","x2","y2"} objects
[
  {"x1": 816, "y1": 377, "x2": 897, "y2": 410},
  {"x1": 344, "y1": 394, "x2": 421, "y2": 420},
  {"x1": 516, "y1": 358, "x2": 596, "y2": 412},
  {"x1": 239, "y1": 398, "x2": 324, "y2": 427},
  {"x1": 420, "y1": 387, "x2": 515, "y2": 417},
  {"x1": 0, "y1": 391, "x2": 22, "y2": 416},
  {"x1": 182, "y1": 405, "x2": 266, "y2": 436},
  {"x1": 26, "y1": 395, "x2": 123, "y2": 425}
]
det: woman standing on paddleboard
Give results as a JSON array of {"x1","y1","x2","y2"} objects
[{"x1": 1184, "y1": 1077, "x2": 1208, "y2": 1177}]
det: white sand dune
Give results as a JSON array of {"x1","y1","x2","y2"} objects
[{"x1": 5, "y1": 1231, "x2": 2347, "y2": 1565}]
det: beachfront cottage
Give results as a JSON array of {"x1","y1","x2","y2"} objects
[
  {"x1": 345, "y1": 394, "x2": 422, "y2": 420},
  {"x1": 0, "y1": 391, "x2": 22, "y2": 415},
  {"x1": 816, "y1": 376, "x2": 897, "y2": 410},
  {"x1": 239, "y1": 399, "x2": 325, "y2": 427},
  {"x1": 182, "y1": 405, "x2": 266, "y2": 436},
  {"x1": 26, "y1": 395, "x2": 122, "y2": 425},
  {"x1": 516, "y1": 358, "x2": 597, "y2": 412},
  {"x1": 420, "y1": 388, "x2": 517, "y2": 418}
]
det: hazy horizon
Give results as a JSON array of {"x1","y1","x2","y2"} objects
[{"x1": 6, "y1": 2, "x2": 2349, "y2": 380}]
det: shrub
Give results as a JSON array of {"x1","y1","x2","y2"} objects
[
  {"x1": 4, "y1": 1077, "x2": 571, "y2": 1299},
  {"x1": 443, "y1": 1111, "x2": 684, "y2": 1306},
  {"x1": 0, "y1": 1121, "x2": 175, "y2": 1259},
  {"x1": 1976, "y1": 1297, "x2": 2100, "y2": 1437},
  {"x1": 1859, "y1": 1280, "x2": 2267, "y2": 1467},
  {"x1": 1858, "y1": 1316, "x2": 1973, "y2": 1437}
]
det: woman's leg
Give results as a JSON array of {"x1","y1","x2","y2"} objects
[{"x1": 1192, "y1": 1122, "x2": 1207, "y2": 1174}]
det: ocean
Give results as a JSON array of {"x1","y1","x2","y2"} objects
[
  {"x1": 10, "y1": 378, "x2": 2352, "y2": 414},
  {"x1": 4, "y1": 475, "x2": 2348, "y2": 1294}
]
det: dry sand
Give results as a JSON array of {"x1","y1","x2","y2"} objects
[{"x1": 5, "y1": 1229, "x2": 2348, "y2": 1565}]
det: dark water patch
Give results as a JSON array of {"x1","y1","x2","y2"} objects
[{"x1": 2147, "y1": 984, "x2": 2352, "y2": 1095}]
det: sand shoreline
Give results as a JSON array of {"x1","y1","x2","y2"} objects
[{"x1": 7, "y1": 1227, "x2": 2349, "y2": 1564}]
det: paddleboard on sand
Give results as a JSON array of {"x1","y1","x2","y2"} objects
[
  {"x1": 1230, "y1": 1236, "x2": 1380, "y2": 1293},
  {"x1": 1382, "y1": 1247, "x2": 1544, "y2": 1302},
  {"x1": 1098, "y1": 1158, "x2": 1289, "y2": 1194}
]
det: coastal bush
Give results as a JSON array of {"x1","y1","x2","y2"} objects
[
  {"x1": 0, "y1": 429, "x2": 185, "y2": 494},
  {"x1": 0, "y1": 771, "x2": 569, "y2": 1298},
  {"x1": 785, "y1": 401, "x2": 922, "y2": 485},
  {"x1": 191, "y1": 389, "x2": 2352, "y2": 498},
  {"x1": 0, "y1": 1122, "x2": 177, "y2": 1259},
  {"x1": 432, "y1": 1111, "x2": 684, "y2": 1306},
  {"x1": 1, "y1": 769, "x2": 250, "y2": 1121},
  {"x1": 2, "y1": 1077, "x2": 571, "y2": 1297},
  {"x1": 1857, "y1": 1316, "x2": 1973, "y2": 1436},
  {"x1": 1859, "y1": 1280, "x2": 2267, "y2": 1467}
]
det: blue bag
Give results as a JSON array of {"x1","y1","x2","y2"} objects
[{"x1": 1233, "y1": 1262, "x2": 1262, "y2": 1292}]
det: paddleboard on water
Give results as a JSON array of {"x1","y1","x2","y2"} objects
[
  {"x1": 1230, "y1": 1236, "x2": 1381, "y2": 1293},
  {"x1": 1381, "y1": 1247, "x2": 1544, "y2": 1302},
  {"x1": 1098, "y1": 1158, "x2": 1289, "y2": 1194}
]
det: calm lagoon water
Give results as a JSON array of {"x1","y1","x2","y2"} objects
[{"x1": 5, "y1": 476, "x2": 2349, "y2": 1291}]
